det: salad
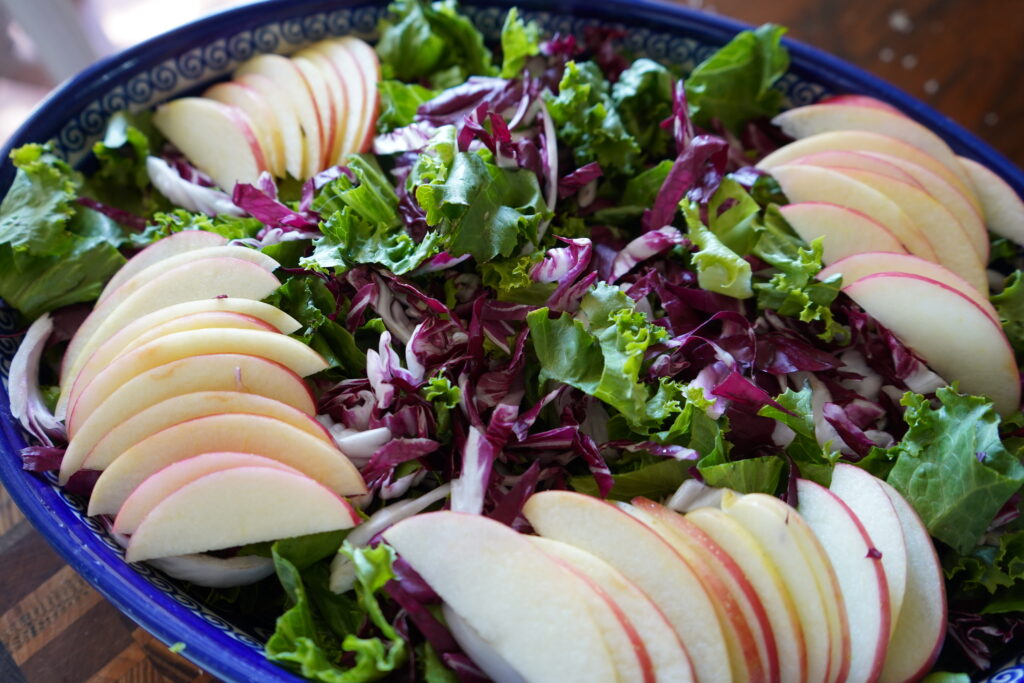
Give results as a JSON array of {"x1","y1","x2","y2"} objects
[{"x1": 2, "y1": 1, "x2": 1024, "y2": 680}]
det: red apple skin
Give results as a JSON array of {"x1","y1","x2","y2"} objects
[
  {"x1": 818, "y1": 94, "x2": 903, "y2": 115},
  {"x1": 339, "y1": 37, "x2": 381, "y2": 153}
]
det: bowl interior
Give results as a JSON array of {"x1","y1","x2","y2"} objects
[{"x1": 0, "y1": 1, "x2": 1021, "y2": 680}]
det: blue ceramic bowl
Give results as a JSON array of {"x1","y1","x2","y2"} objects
[{"x1": 1, "y1": 1, "x2": 1022, "y2": 680}]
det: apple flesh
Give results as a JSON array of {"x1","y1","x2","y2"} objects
[
  {"x1": 60, "y1": 353, "x2": 315, "y2": 483},
  {"x1": 720, "y1": 491, "x2": 847, "y2": 683},
  {"x1": 88, "y1": 412, "x2": 366, "y2": 516},
  {"x1": 81, "y1": 390, "x2": 332, "y2": 473},
  {"x1": 769, "y1": 164, "x2": 936, "y2": 261},
  {"x1": 335, "y1": 36, "x2": 382, "y2": 154},
  {"x1": 790, "y1": 149, "x2": 925, "y2": 188},
  {"x1": 861, "y1": 151, "x2": 987, "y2": 261},
  {"x1": 823, "y1": 167, "x2": 987, "y2": 292},
  {"x1": 204, "y1": 80, "x2": 285, "y2": 177},
  {"x1": 67, "y1": 328, "x2": 327, "y2": 431},
  {"x1": 290, "y1": 55, "x2": 336, "y2": 172},
  {"x1": 779, "y1": 202, "x2": 907, "y2": 265},
  {"x1": 829, "y1": 464, "x2": 909, "y2": 626},
  {"x1": 632, "y1": 499, "x2": 779, "y2": 683},
  {"x1": 69, "y1": 311, "x2": 277, "y2": 410},
  {"x1": 293, "y1": 49, "x2": 348, "y2": 165},
  {"x1": 98, "y1": 230, "x2": 226, "y2": 302},
  {"x1": 756, "y1": 130, "x2": 980, "y2": 209},
  {"x1": 621, "y1": 500, "x2": 771, "y2": 683},
  {"x1": 796, "y1": 478, "x2": 891, "y2": 683},
  {"x1": 875, "y1": 478, "x2": 947, "y2": 683},
  {"x1": 842, "y1": 272, "x2": 1021, "y2": 415},
  {"x1": 771, "y1": 103, "x2": 973, "y2": 189},
  {"x1": 235, "y1": 72, "x2": 305, "y2": 180},
  {"x1": 125, "y1": 466, "x2": 359, "y2": 562},
  {"x1": 152, "y1": 97, "x2": 267, "y2": 191},
  {"x1": 958, "y1": 155, "x2": 1024, "y2": 246},
  {"x1": 522, "y1": 490, "x2": 732, "y2": 683},
  {"x1": 114, "y1": 451, "x2": 303, "y2": 534},
  {"x1": 235, "y1": 54, "x2": 323, "y2": 179},
  {"x1": 383, "y1": 511, "x2": 621, "y2": 683},
  {"x1": 818, "y1": 94, "x2": 904, "y2": 114},
  {"x1": 684, "y1": 506, "x2": 808, "y2": 683},
  {"x1": 58, "y1": 255, "x2": 282, "y2": 419},
  {"x1": 529, "y1": 537, "x2": 696, "y2": 683},
  {"x1": 819, "y1": 252, "x2": 998, "y2": 324}
]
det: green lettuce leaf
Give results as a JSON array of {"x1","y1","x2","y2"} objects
[
  {"x1": 478, "y1": 251, "x2": 554, "y2": 304},
  {"x1": 611, "y1": 58, "x2": 675, "y2": 160},
  {"x1": 885, "y1": 388, "x2": 1024, "y2": 554},
  {"x1": 570, "y1": 458, "x2": 690, "y2": 501},
  {"x1": 376, "y1": 0, "x2": 496, "y2": 89},
  {"x1": 86, "y1": 111, "x2": 170, "y2": 218},
  {"x1": 499, "y1": 7, "x2": 540, "y2": 78},
  {"x1": 591, "y1": 160, "x2": 673, "y2": 227},
  {"x1": 683, "y1": 202, "x2": 753, "y2": 299},
  {"x1": 415, "y1": 150, "x2": 548, "y2": 262},
  {"x1": 544, "y1": 61, "x2": 641, "y2": 174},
  {"x1": 376, "y1": 80, "x2": 438, "y2": 133},
  {"x1": 131, "y1": 208, "x2": 263, "y2": 245},
  {"x1": 263, "y1": 275, "x2": 367, "y2": 377},
  {"x1": 266, "y1": 542, "x2": 406, "y2": 682},
  {"x1": 0, "y1": 145, "x2": 127, "y2": 318},
  {"x1": 991, "y1": 270, "x2": 1024, "y2": 355},
  {"x1": 305, "y1": 155, "x2": 439, "y2": 274},
  {"x1": 757, "y1": 385, "x2": 838, "y2": 485},
  {"x1": 685, "y1": 23, "x2": 790, "y2": 133}
]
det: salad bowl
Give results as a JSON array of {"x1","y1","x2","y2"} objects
[{"x1": 0, "y1": 0, "x2": 1022, "y2": 680}]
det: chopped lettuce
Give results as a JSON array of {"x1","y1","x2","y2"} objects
[
  {"x1": 376, "y1": 81, "x2": 438, "y2": 133},
  {"x1": 685, "y1": 23, "x2": 790, "y2": 133},
  {"x1": 611, "y1": 59, "x2": 676, "y2": 160},
  {"x1": 991, "y1": 270, "x2": 1024, "y2": 355},
  {"x1": 499, "y1": 7, "x2": 541, "y2": 78},
  {"x1": 884, "y1": 388, "x2": 1024, "y2": 554}
]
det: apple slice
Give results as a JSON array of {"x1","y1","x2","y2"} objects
[
  {"x1": 842, "y1": 272, "x2": 1020, "y2": 415},
  {"x1": 310, "y1": 39, "x2": 371, "y2": 158},
  {"x1": 67, "y1": 328, "x2": 327, "y2": 432},
  {"x1": 114, "y1": 451, "x2": 304, "y2": 534},
  {"x1": 382, "y1": 511, "x2": 621, "y2": 683},
  {"x1": 779, "y1": 202, "x2": 907, "y2": 265},
  {"x1": 684, "y1": 506, "x2": 808, "y2": 683},
  {"x1": 796, "y1": 478, "x2": 891, "y2": 683},
  {"x1": 625, "y1": 499, "x2": 776, "y2": 683},
  {"x1": 58, "y1": 254, "x2": 282, "y2": 418},
  {"x1": 771, "y1": 103, "x2": 973, "y2": 189},
  {"x1": 88, "y1": 412, "x2": 365, "y2": 516},
  {"x1": 204, "y1": 81, "x2": 284, "y2": 176},
  {"x1": 235, "y1": 72, "x2": 304, "y2": 179},
  {"x1": 862, "y1": 151, "x2": 988, "y2": 261},
  {"x1": 790, "y1": 149, "x2": 925, "y2": 188},
  {"x1": 824, "y1": 167, "x2": 987, "y2": 291},
  {"x1": 769, "y1": 164, "x2": 936, "y2": 260},
  {"x1": 529, "y1": 537, "x2": 696, "y2": 683},
  {"x1": 70, "y1": 311, "x2": 277, "y2": 409},
  {"x1": 291, "y1": 55, "x2": 337, "y2": 171},
  {"x1": 60, "y1": 354, "x2": 314, "y2": 484},
  {"x1": 235, "y1": 54, "x2": 323, "y2": 178},
  {"x1": 125, "y1": 466, "x2": 359, "y2": 562},
  {"x1": 80, "y1": 390, "x2": 331, "y2": 473},
  {"x1": 98, "y1": 230, "x2": 226, "y2": 302},
  {"x1": 335, "y1": 36, "x2": 382, "y2": 154},
  {"x1": 958, "y1": 155, "x2": 1024, "y2": 246},
  {"x1": 720, "y1": 491, "x2": 848, "y2": 683},
  {"x1": 829, "y1": 464, "x2": 909, "y2": 625},
  {"x1": 294, "y1": 48, "x2": 350, "y2": 164},
  {"x1": 626, "y1": 499, "x2": 778, "y2": 683},
  {"x1": 152, "y1": 97, "x2": 267, "y2": 191},
  {"x1": 756, "y1": 131, "x2": 980, "y2": 209},
  {"x1": 819, "y1": 252, "x2": 998, "y2": 324},
  {"x1": 522, "y1": 490, "x2": 732, "y2": 683},
  {"x1": 818, "y1": 94, "x2": 904, "y2": 114},
  {"x1": 875, "y1": 478, "x2": 947, "y2": 683}
]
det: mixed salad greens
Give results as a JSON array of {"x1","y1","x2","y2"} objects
[{"x1": 2, "y1": 1, "x2": 1024, "y2": 679}]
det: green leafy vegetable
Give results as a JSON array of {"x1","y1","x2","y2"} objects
[
  {"x1": 499, "y1": 7, "x2": 540, "y2": 78},
  {"x1": 571, "y1": 458, "x2": 691, "y2": 501},
  {"x1": 266, "y1": 542, "x2": 406, "y2": 682},
  {"x1": 991, "y1": 270, "x2": 1024, "y2": 355},
  {"x1": 758, "y1": 385, "x2": 837, "y2": 485},
  {"x1": 377, "y1": 0, "x2": 496, "y2": 89},
  {"x1": 685, "y1": 23, "x2": 790, "y2": 133},
  {"x1": 87, "y1": 111, "x2": 169, "y2": 218},
  {"x1": 376, "y1": 81, "x2": 438, "y2": 133},
  {"x1": 0, "y1": 145, "x2": 126, "y2": 319},
  {"x1": 131, "y1": 208, "x2": 263, "y2": 246},
  {"x1": 683, "y1": 203, "x2": 753, "y2": 299},
  {"x1": 885, "y1": 388, "x2": 1024, "y2": 554},
  {"x1": 611, "y1": 58, "x2": 676, "y2": 160},
  {"x1": 544, "y1": 61, "x2": 641, "y2": 174}
]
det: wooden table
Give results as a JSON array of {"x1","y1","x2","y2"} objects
[{"x1": 0, "y1": 1, "x2": 1021, "y2": 681}]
